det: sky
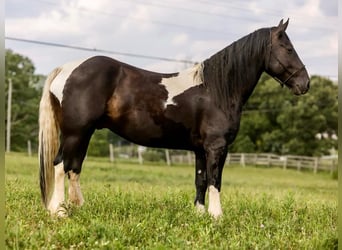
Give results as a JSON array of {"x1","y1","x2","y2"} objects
[{"x1": 5, "y1": 0, "x2": 338, "y2": 81}]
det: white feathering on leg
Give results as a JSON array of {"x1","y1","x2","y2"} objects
[
  {"x1": 47, "y1": 162, "x2": 66, "y2": 216},
  {"x1": 208, "y1": 185, "x2": 222, "y2": 219}
]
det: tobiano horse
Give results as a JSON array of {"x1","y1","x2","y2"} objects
[{"x1": 39, "y1": 19, "x2": 309, "y2": 218}]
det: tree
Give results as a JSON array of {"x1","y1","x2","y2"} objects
[
  {"x1": 231, "y1": 73, "x2": 338, "y2": 156},
  {"x1": 5, "y1": 49, "x2": 42, "y2": 152}
]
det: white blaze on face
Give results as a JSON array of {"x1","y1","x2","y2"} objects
[
  {"x1": 50, "y1": 59, "x2": 88, "y2": 104},
  {"x1": 161, "y1": 63, "x2": 203, "y2": 105}
]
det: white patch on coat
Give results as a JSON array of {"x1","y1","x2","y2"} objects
[
  {"x1": 48, "y1": 162, "x2": 66, "y2": 216},
  {"x1": 161, "y1": 63, "x2": 203, "y2": 105},
  {"x1": 208, "y1": 185, "x2": 222, "y2": 219},
  {"x1": 50, "y1": 58, "x2": 88, "y2": 104}
]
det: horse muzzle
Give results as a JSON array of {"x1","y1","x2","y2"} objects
[{"x1": 292, "y1": 79, "x2": 310, "y2": 95}]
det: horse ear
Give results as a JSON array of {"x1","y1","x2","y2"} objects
[
  {"x1": 283, "y1": 18, "x2": 289, "y2": 31},
  {"x1": 277, "y1": 18, "x2": 289, "y2": 31},
  {"x1": 278, "y1": 19, "x2": 284, "y2": 27}
]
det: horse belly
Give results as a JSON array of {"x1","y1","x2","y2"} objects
[{"x1": 104, "y1": 105, "x2": 192, "y2": 149}]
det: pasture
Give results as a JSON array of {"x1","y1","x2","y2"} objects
[{"x1": 5, "y1": 153, "x2": 337, "y2": 249}]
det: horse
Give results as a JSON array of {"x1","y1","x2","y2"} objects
[{"x1": 39, "y1": 19, "x2": 310, "y2": 218}]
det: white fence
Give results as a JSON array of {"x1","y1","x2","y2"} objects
[
  {"x1": 107, "y1": 144, "x2": 337, "y2": 174},
  {"x1": 226, "y1": 153, "x2": 337, "y2": 174},
  {"x1": 171, "y1": 153, "x2": 337, "y2": 174}
]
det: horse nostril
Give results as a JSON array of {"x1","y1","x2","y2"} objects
[
  {"x1": 301, "y1": 79, "x2": 310, "y2": 94},
  {"x1": 306, "y1": 79, "x2": 310, "y2": 90}
]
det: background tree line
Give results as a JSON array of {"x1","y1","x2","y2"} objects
[{"x1": 5, "y1": 49, "x2": 337, "y2": 157}]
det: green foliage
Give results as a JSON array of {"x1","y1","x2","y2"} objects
[
  {"x1": 87, "y1": 130, "x2": 110, "y2": 156},
  {"x1": 231, "y1": 74, "x2": 338, "y2": 156},
  {"x1": 141, "y1": 149, "x2": 166, "y2": 162},
  {"x1": 5, "y1": 153, "x2": 337, "y2": 249},
  {"x1": 5, "y1": 49, "x2": 43, "y2": 152}
]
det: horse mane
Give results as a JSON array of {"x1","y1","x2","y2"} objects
[{"x1": 201, "y1": 28, "x2": 270, "y2": 112}]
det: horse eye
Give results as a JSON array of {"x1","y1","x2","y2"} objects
[{"x1": 287, "y1": 48, "x2": 293, "y2": 54}]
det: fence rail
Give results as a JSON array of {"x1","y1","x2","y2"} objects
[
  {"x1": 107, "y1": 144, "x2": 337, "y2": 174},
  {"x1": 171, "y1": 153, "x2": 337, "y2": 174},
  {"x1": 227, "y1": 153, "x2": 338, "y2": 174}
]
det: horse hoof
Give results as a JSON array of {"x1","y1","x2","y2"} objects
[
  {"x1": 208, "y1": 207, "x2": 222, "y2": 219},
  {"x1": 54, "y1": 207, "x2": 68, "y2": 217},
  {"x1": 195, "y1": 201, "x2": 206, "y2": 214},
  {"x1": 48, "y1": 204, "x2": 68, "y2": 217}
]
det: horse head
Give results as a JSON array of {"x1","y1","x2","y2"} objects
[{"x1": 265, "y1": 19, "x2": 310, "y2": 95}]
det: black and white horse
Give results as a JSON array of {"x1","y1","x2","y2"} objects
[{"x1": 39, "y1": 19, "x2": 309, "y2": 218}]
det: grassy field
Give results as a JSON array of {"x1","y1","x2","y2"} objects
[{"x1": 5, "y1": 152, "x2": 337, "y2": 249}]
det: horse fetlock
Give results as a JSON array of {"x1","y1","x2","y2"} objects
[
  {"x1": 208, "y1": 205, "x2": 223, "y2": 219},
  {"x1": 68, "y1": 171, "x2": 84, "y2": 206},
  {"x1": 68, "y1": 187, "x2": 84, "y2": 206},
  {"x1": 208, "y1": 185, "x2": 223, "y2": 219}
]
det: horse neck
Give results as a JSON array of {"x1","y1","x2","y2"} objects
[
  {"x1": 239, "y1": 61, "x2": 265, "y2": 105},
  {"x1": 202, "y1": 32, "x2": 268, "y2": 112}
]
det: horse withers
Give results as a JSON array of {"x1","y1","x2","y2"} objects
[{"x1": 39, "y1": 19, "x2": 309, "y2": 218}]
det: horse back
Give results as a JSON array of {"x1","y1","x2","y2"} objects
[{"x1": 50, "y1": 56, "x2": 208, "y2": 149}]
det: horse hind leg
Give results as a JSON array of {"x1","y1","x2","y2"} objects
[
  {"x1": 48, "y1": 162, "x2": 66, "y2": 216},
  {"x1": 62, "y1": 130, "x2": 93, "y2": 208},
  {"x1": 47, "y1": 147, "x2": 67, "y2": 216}
]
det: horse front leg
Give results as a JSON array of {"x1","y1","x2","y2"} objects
[
  {"x1": 205, "y1": 137, "x2": 228, "y2": 219},
  {"x1": 194, "y1": 151, "x2": 207, "y2": 213}
]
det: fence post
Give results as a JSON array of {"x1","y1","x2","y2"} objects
[
  {"x1": 330, "y1": 159, "x2": 336, "y2": 175},
  {"x1": 6, "y1": 78, "x2": 12, "y2": 152},
  {"x1": 187, "y1": 151, "x2": 192, "y2": 165},
  {"x1": 109, "y1": 143, "x2": 114, "y2": 163},
  {"x1": 165, "y1": 149, "x2": 171, "y2": 166},
  {"x1": 138, "y1": 146, "x2": 144, "y2": 165},
  {"x1": 283, "y1": 156, "x2": 287, "y2": 170},
  {"x1": 313, "y1": 157, "x2": 318, "y2": 174},
  {"x1": 297, "y1": 160, "x2": 301, "y2": 171},
  {"x1": 240, "y1": 153, "x2": 245, "y2": 167},
  {"x1": 27, "y1": 140, "x2": 32, "y2": 157}
]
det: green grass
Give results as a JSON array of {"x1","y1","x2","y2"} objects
[{"x1": 5, "y1": 152, "x2": 337, "y2": 249}]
